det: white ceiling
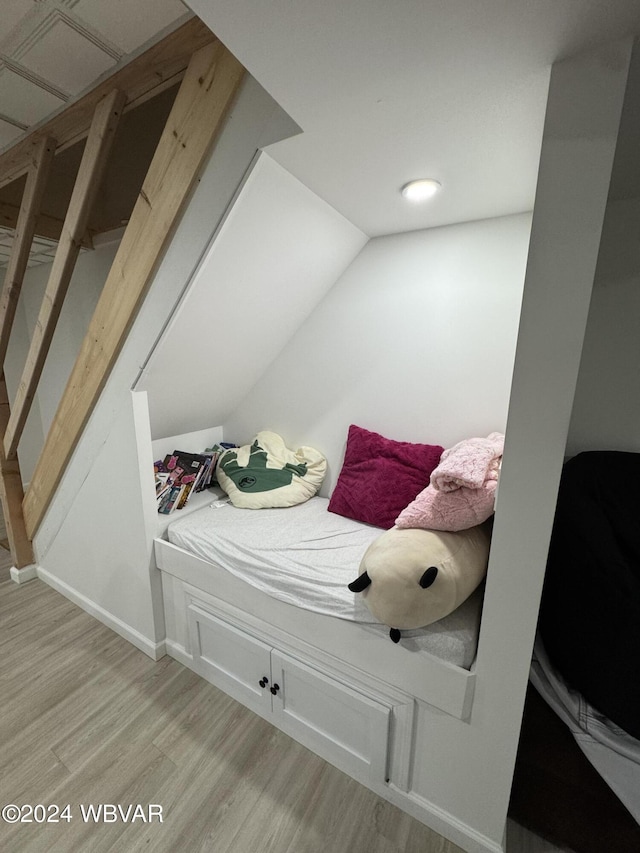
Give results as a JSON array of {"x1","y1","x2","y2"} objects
[
  {"x1": 3, "y1": 1, "x2": 640, "y2": 241},
  {"x1": 0, "y1": 0, "x2": 190, "y2": 151},
  {"x1": 185, "y1": 0, "x2": 640, "y2": 237}
]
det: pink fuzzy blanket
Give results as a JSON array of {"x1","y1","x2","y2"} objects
[
  {"x1": 430, "y1": 432, "x2": 504, "y2": 492},
  {"x1": 395, "y1": 433, "x2": 504, "y2": 532}
]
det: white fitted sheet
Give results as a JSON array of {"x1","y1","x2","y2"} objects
[{"x1": 167, "y1": 496, "x2": 483, "y2": 668}]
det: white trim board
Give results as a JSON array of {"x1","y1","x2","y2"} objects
[
  {"x1": 37, "y1": 565, "x2": 166, "y2": 660},
  {"x1": 10, "y1": 563, "x2": 38, "y2": 584}
]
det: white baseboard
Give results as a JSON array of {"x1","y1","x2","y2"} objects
[
  {"x1": 37, "y1": 566, "x2": 167, "y2": 661},
  {"x1": 382, "y1": 786, "x2": 504, "y2": 853},
  {"x1": 10, "y1": 564, "x2": 39, "y2": 584},
  {"x1": 165, "y1": 638, "x2": 193, "y2": 667}
]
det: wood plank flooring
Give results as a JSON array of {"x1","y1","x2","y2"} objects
[{"x1": 0, "y1": 551, "x2": 567, "y2": 853}]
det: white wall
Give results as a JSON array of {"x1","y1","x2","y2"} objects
[
  {"x1": 469, "y1": 37, "x2": 631, "y2": 847},
  {"x1": 19, "y1": 239, "x2": 119, "y2": 440},
  {"x1": 567, "y1": 197, "x2": 640, "y2": 455},
  {"x1": 38, "y1": 392, "x2": 164, "y2": 654},
  {"x1": 566, "y1": 40, "x2": 640, "y2": 456},
  {"x1": 137, "y1": 153, "x2": 367, "y2": 439},
  {"x1": 223, "y1": 212, "x2": 531, "y2": 493}
]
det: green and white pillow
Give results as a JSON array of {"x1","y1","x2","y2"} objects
[{"x1": 216, "y1": 431, "x2": 327, "y2": 509}]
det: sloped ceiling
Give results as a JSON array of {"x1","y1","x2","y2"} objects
[{"x1": 138, "y1": 154, "x2": 368, "y2": 439}]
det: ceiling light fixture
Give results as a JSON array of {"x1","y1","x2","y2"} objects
[{"x1": 401, "y1": 178, "x2": 441, "y2": 202}]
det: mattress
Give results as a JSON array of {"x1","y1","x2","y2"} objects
[{"x1": 166, "y1": 496, "x2": 484, "y2": 668}]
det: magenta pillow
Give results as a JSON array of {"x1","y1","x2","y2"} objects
[{"x1": 328, "y1": 424, "x2": 443, "y2": 529}]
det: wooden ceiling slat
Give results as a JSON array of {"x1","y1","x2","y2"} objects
[
  {"x1": 0, "y1": 374, "x2": 33, "y2": 568},
  {"x1": 0, "y1": 136, "x2": 56, "y2": 571},
  {"x1": 0, "y1": 136, "x2": 56, "y2": 372},
  {"x1": 4, "y1": 89, "x2": 126, "y2": 462},
  {"x1": 0, "y1": 201, "x2": 94, "y2": 247},
  {"x1": 0, "y1": 17, "x2": 215, "y2": 191}
]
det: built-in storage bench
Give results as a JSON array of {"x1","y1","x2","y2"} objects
[
  {"x1": 156, "y1": 525, "x2": 481, "y2": 815},
  {"x1": 146, "y1": 417, "x2": 486, "y2": 839},
  {"x1": 146, "y1": 423, "x2": 492, "y2": 844}
]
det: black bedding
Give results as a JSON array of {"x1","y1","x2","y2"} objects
[{"x1": 539, "y1": 451, "x2": 640, "y2": 741}]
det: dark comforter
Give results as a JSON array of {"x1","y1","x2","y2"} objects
[{"x1": 539, "y1": 451, "x2": 640, "y2": 740}]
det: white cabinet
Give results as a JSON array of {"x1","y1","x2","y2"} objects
[
  {"x1": 187, "y1": 600, "x2": 413, "y2": 791},
  {"x1": 188, "y1": 603, "x2": 272, "y2": 710},
  {"x1": 270, "y1": 650, "x2": 391, "y2": 785}
]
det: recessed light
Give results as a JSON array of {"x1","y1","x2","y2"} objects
[{"x1": 401, "y1": 179, "x2": 441, "y2": 202}]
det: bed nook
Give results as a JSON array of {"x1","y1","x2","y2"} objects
[
  {"x1": 132, "y1": 140, "x2": 531, "y2": 849},
  {"x1": 3, "y1": 20, "x2": 638, "y2": 853},
  {"x1": 154, "y1": 425, "x2": 500, "y2": 711},
  {"x1": 153, "y1": 424, "x2": 498, "y2": 812},
  {"x1": 145, "y1": 36, "x2": 640, "y2": 852}
]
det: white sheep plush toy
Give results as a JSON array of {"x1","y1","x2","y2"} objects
[{"x1": 348, "y1": 524, "x2": 491, "y2": 643}]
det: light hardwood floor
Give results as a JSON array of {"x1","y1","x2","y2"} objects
[{"x1": 0, "y1": 552, "x2": 568, "y2": 853}]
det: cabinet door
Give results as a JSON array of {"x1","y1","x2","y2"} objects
[
  {"x1": 270, "y1": 651, "x2": 390, "y2": 786},
  {"x1": 188, "y1": 604, "x2": 272, "y2": 713}
]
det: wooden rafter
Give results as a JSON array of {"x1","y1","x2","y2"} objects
[
  {"x1": 0, "y1": 17, "x2": 215, "y2": 192},
  {"x1": 0, "y1": 375, "x2": 33, "y2": 568},
  {"x1": 0, "y1": 200, "x2": 93, "y2": 248},
  {"x1": 0, "y1": 136, "x2": 56, "y2": 371},
  {"x1": 4, "y1": 89, "x2": 126, "y2": 462},
  {"x1": 23, "y1": 39, "x2": 245, "y2": 538}
]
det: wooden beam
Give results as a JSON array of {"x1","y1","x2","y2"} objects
[
  {"x1": 0, "y1": 200, "x2": 94, "y2": 248},
  {"x1": 0, "y1": 136, "x2": 56, "y2": 371},
  {"x1": 0, "y1": 18, "x2": 215, "y2": 191},
  {"x1": 0, "y1": 375, "x2": 33, "y2": 568},
  {"x1": 23, "y1": 40, "x2": 245, "y2": 539},
  {"x1": 4, "y1": 90, "x2": 126, "y2": 462}
]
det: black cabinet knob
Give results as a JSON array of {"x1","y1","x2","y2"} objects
[
  {"x1": 270, "y1": 683, "x2": 280, "y2": 695},
  {"x1": 259, "y1": 677, "x2": 269, "y2": 688}
]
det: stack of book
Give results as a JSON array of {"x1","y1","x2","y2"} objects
[{"x1": 155, "y1": 445, "x2": 222, "y2": 514}]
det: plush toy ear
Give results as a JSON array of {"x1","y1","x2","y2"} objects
[
  {"x1": 348, "y1": 571, "x2": 371, "y2": 593},
  {"x1": 419, "y1": 566, "x2": 438, "y2": 589},
  {"x1": 389, "y1": 628, "x2": 402, "y2": 643}
]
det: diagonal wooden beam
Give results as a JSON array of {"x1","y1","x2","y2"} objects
[
  {"x1": 0, "y1": 136, "x2": 56, "y2": 372},
  {"x1": 4, "y1": 89, "x2": 126, "y2": 462},
  {"x1": 23, "y1": 40, "x2": 245, "y2": 539},
  {"x1": 0, "y1": 17, "x2": 215, "y2": 191},
  {"x1": 0, "y1": 375, "x2": 33, "y2": 568}
]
